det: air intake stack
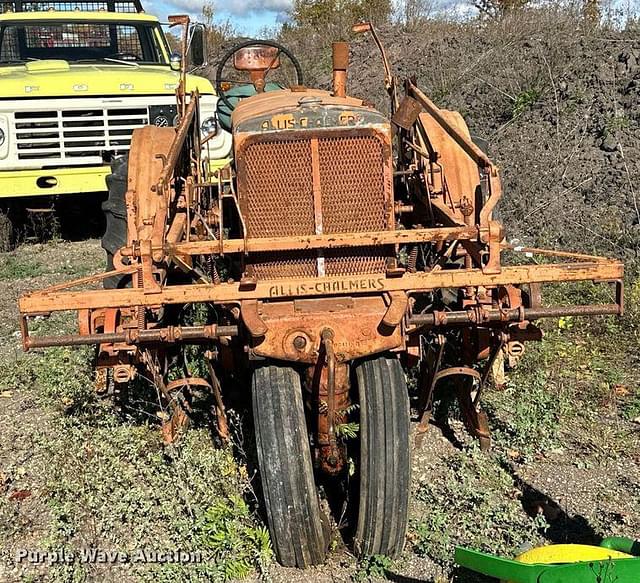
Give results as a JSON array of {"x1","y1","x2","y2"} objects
[{"x1": 332, "y1": 42, "x2": 349, "y2": 98}]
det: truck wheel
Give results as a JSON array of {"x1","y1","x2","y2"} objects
[
  {"x1": 0, "y1": 208, "x2": 13, "y2": 252},
  {"x1": 252, "y1": 364, "x2": 328, "y2": 567},
  {"x1": 102, "y1": 155, "x2": 129, "y2": 289},
  {"x1": 354, "y1": 355, "x2": 410, "y2": 558}
]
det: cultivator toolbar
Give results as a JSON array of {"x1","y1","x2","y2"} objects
[{"x1": 19, "y1": 256, "x2": 623, "y2": 345}]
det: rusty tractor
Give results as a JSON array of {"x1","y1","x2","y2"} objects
[{"x1": 18, "y1": 21, "x2": 623, "y2": 567}]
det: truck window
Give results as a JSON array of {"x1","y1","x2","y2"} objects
[{"x1": 0, "y1": 21, "x2": 167, "y2": 64}]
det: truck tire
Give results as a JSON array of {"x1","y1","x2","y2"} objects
[
  {"x1": 0, "y1": 207, "x2": 13, "y2": 252},
  {"x1": 354, "y1": 355, "x2": 410, "y2": 558},
  {"x1": 102, "y1": 155, "x2": 129, "y2": 289},
  {"x1": 252, "y1": 364, "x2": 328, "y2": 567}
]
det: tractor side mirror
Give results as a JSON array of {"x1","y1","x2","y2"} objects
[{"x1": 189, "y1": 25, "x2": 207, "y2": 68}]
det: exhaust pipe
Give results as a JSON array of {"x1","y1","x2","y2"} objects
[{"x1": 332, "y1": 42, "x2": 349, "y2": 98}]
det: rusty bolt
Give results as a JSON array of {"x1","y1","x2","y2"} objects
[{"x1": 293, "y1": 335, "x2": 307, "y2": 350}]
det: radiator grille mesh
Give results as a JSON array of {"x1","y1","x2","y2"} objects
[
  {"x1": 243, "y1": 139, "x2": 315, "y2": 238},
  {"x1": 240, "y1": 133, "x2": 391, "y2": 279}
]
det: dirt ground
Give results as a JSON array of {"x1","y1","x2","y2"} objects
[{"x1": 0, "y1": 240, "x2": 639, "y2": 583}]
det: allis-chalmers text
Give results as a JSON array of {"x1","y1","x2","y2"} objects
[{"x1": 268, "y1": 277, "x2": 385, "y2": 298}]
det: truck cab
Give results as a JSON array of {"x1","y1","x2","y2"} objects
[{"x1": 0, "y1": 0, "x2": 230, "y2": 199}]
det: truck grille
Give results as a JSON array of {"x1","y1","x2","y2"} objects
[
  {"x1": 14, "y1": 107, "x2": 149, "y2": 161},
  {"x1": 238, "y1": 132, "x2": 392, "y2": 279}
]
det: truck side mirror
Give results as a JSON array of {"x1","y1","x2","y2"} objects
[
  {"x1": 189, "y1": 25, "x2": 207, "y2": 68},
  {"x1": 169, "y1": 52, "x2": 181, "y2": 71}
]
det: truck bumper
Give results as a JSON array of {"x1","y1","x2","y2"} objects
[
  {"x1": 0, "y1": 166, "x2": 110, "y2": 199},
  {"x1": 0, "y1": 159, "x2": 230, "y2": 200}
]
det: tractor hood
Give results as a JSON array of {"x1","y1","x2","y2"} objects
[
  {"x1": 0, "y1": 62, "x2": 214, "y2": 98},
  {"x1": 231, "y1": 88, "x2": 388, "y2": 135}
]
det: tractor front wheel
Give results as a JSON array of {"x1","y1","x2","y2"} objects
[
  {"x1": 252, "y1": 364, "x2": 329, "y2": 567},
  {"x1": 353, "y1": 355, "x2": 410, "y2": 558}
]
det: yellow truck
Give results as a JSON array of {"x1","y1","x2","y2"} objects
[{"x1": 0, "y1": 0, "x2": 230, "y2": 202}]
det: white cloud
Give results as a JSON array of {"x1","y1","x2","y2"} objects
[
  {"x1": 218, "y1": 0, "x2": 292, "y2": 16},
  {"x1": 151, "y1": 0, "x2": 292, "y2": 22},
  {"x1": 162, "y1": 0, "x2": 207, "y2": 13}
]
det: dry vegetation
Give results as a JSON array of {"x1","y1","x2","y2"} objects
[{"x1": 1, "y1": 3, "x2": 640, "y2": 582}]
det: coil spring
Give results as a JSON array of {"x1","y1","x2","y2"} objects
[
  {"x1": 408, "y1": 245, "x2": 419, "y2": 273},
  {"x1": 136, "y1": 265, "x2": 145, "y2": 330},
  {"x1": 207, "y1": 256, "x2": 221, "y2": 284}
]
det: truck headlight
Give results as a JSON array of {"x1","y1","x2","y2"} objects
[
  {"x1": 198, "y1": 95, "x2": 232, "y2": 160},
  {"x1": 0, "y1": 116, "x2": 8, "y2": 159},
  {"x1": 201, "y1": 116, "x2": 217, "y2": 137}
]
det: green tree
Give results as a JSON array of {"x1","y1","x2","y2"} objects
[{"x1": 290, "y1": 0, "x2": 392, "y2": 31}]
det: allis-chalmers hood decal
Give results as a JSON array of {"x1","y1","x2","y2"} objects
[{"x1": 236, "y1": 104, "x2": 388, "y2": 133}]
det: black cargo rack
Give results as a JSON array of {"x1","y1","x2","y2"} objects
[{"x1": 0, "y1": 0, "x2": 144, "y2": 12}]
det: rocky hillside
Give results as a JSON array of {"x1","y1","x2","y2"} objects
[{"x1": 284, "y1": 8, "x2": 640, "y2": 270}]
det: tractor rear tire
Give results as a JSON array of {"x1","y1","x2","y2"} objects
[
  {"x1": 252, "y1": 364, "x2": 329, "y2": 567},
  {"x1": 354, "y1": 355, "x2": 410, "y2": 558},
  {"x1": 102, "y1": 155, "x2": 129, "y2": 289}
]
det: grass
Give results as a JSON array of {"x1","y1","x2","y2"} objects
[
  {"x1": 410, "y1": 276, "x2": 640, "y2": 570},
  {"x1": 0, "y1": 240, "x2": 101, "y2": 284},
  {"x1": 352, "y1": 554, "x2": 394, "y2": 582},
  {"x1": 485, "y1": 310, "x2": 638, "y2": 456},
  {"x1": 512, "y1": 88, "x2": 541, "y2": 118},
  {"x1": 0, "y1": 255, "x2": 44, "y2": 280},
  {"x1": 0, "y1": 323, "x2": 270, "y2": 582}
]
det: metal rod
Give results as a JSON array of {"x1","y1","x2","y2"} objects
[
  {"x1": 25, "y1": 325, "x2": 239, "y2": 350},
  {"x1": 155, "y1": 96, "x2": 198, "y2": 193},
  {"x1": 321, "y1": 328, "x2": 338, "y2": 464},
  {"x1": 408, "y1": 304, "x2": 621, "y2": 327},
  {"x1": 121, "y1": 226, "x2": 481, "y2": 257}
]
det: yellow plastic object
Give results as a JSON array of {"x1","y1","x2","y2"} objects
[
  {"x1": 515, "y1": 544, "x2": 633, "y2": 564},
  {"x1": 502, "y1": 544, "x2": 634, "y2": 583}
]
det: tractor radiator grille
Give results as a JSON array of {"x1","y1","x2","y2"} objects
[{"x1": 239, "y1": 133, "x2": 391, "y2": 279}]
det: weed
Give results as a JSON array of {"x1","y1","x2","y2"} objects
[
  {"x1": 197, "y1": 495, "x2": 272, "y2": 580},
  {"x1": 0, "y1": 254, "x2": 43, "y2": 280},
  {"x1": 1, "y1": 345, "x2": 96, "y2": 414},
  {"x1": 485, "y1": 363, "x2": 569, "y2": 457},
  {"x1": 352, "y1": 554, "x2": 393, "y2": 581},
  {"x1": 0, "y1": 211, "x2": 12, "y2": 252},
  {"x1": 604, "y1": 112, "x2": 630, "y2": 134},
  {"x1": 336, "y1": 421, "x2": 360, "y2": 439},
  {"x1": 512, "y1": 88, "x2": 541, "y2": 118},
  {"x1": 0, "y1": 338, "x2": 269, "y2": 582},
  {"x1": 336, "y1": 403, "x2": 360, "y2": 439}
]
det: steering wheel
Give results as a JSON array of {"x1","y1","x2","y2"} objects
[{"x1": 215, "y1": 40, "x2": 304, "y2": 112}]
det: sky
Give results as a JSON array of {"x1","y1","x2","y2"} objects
[
  {"x1": 142, "y1": 0, "x2": 638, "y2": 37},
  {"x1": 145, "y1": 0, "x2": 295, "y2": 35},
  {"x1": 144, "y1": 0, "x2": 472, "y2": 36}
]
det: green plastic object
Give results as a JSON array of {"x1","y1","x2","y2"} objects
[{"x1": 455, "y1": 538, "x2": 640, "y2": 583}]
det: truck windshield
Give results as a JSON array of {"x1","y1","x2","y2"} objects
[{"x1": 0, "y1": 21, "x2": 168, "y2": 64}]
